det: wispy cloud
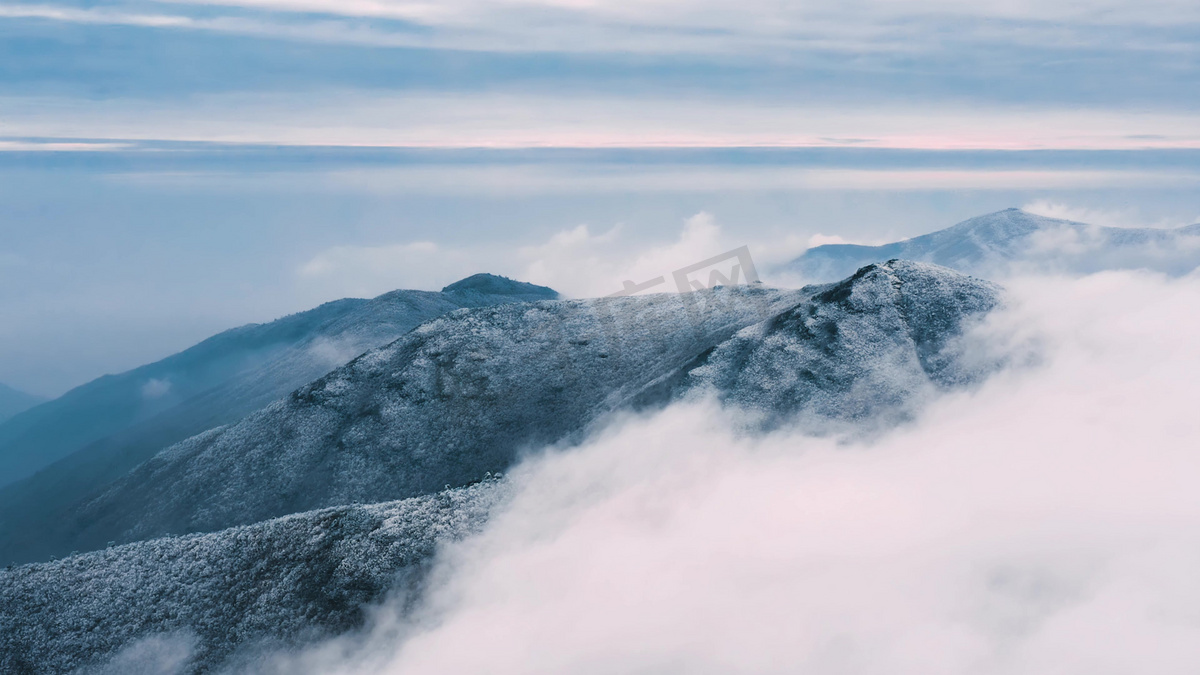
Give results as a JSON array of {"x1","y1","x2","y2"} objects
[
  {"x1": 0, "y1": 3, "x2": 435, "y2": 48},
  {"x1": 293, "y1": 211, "x2": 811, "y2": 298},
  {"x1": 0, "y1": 139, "x2": 133, "y2": 152},
  {"x1": 323, "y1": 166, "x2": 1200, "y2": 201},
  {"x1": 151, "y1": 0, "x2": 1200, "y2": 25},
  {"x1": 1022, "y1": 199, "x2": 1200, "y2": 230},
  {"x1": 294, "y1": 213, "x2": 737, "y2": 298},
  {"x1": 6, "y1": 94, "x2": 1200, "y2": 151},
  {"x1": 2, "y1": 0, "x2": 1198, "y2": 55}
]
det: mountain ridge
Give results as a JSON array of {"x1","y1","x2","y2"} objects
[
  {"x1": 0, "y1": 261, "x2": 1004, "y2": 672},
  {"x1": 31, "y1": 261, "x2": 1000, "y2": 566},
  {"x1": 782, "y1": 208, "x2": 1200, "y2": 282},
  {"x1": 0, "y1": 384, "x2": 44, "y2": 425},
  {"x1": 0, "y1": 274, "x2": 556, "y2": 565}
]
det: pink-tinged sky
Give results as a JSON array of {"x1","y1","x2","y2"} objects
[{"x1": 5, "y1": 95, "x2": 1200, "y2": 151}]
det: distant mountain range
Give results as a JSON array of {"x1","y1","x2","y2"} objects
[
  {"x1": 0, "y1": 384, "x2": 43, "y2": 425},
  {"x1": 1, "y1": 261, "x2": 1002, "y2": 673},
  {"x1": 0, "y1": 274, "x2": 556, "y2": 564},
  {"x1": 0, "y1": 273, "x2": 556, "y2": 490},
  {"x1": 781, "y1": 208, "x2": 1200, "y2": 282}
]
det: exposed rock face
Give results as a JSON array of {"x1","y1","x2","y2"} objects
[{"x1": 691, "y1": 260, "x2": 999, "y2": 429}]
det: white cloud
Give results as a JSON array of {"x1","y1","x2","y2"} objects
[
  {"x1": 325, "y1": 166, "x2": 1200, "y2": 193},
  {"x1": 0, "y1": 4, "x2": 451, "y2": 50},
  {"x1": 263, "y1": 270, "x2": 1200, "y2": 674},
  {"x1": 8, "y1": 92, "x2": 1200, "y2": 151},
  {"x1": 803, "y1": 232, "x2": 895, "y2": 249},
  {"x1": 806, "y1": 233, "x2": 854, "y2": 247},
  {"x1": 154, "y1": 0, "x2": 1200, "y2": 25},
  {"x1": 296, "y1": 241, "x2": 453, "y2": 297},
  {"x1": 298, "y1": 241, "x2": 438, "y2": 277},
  {"x1": 305, "y1": 337, "x2": 371, "y2": 369},
  {"x1": 94, "y1": 632, "x2": 196, "y2": 675},
  {"x1": 519, "y1": 212, "x2": 733, "y2": 297},
  {"x1": 0, "y1": 139, "x2": 132, "y2": 152},
  {"x1": 1022, "y1": 199, "x2": 1200, "y2": 230},
  {"x1": 131, "y1": 0, "x2": 1200, "y2": 55},
  {"x1": 995, "y1": 208, "x2": 1200, "y2": 276},
  {"x1": 296, "y1": 212, "x2": 758, "y2": 299},
  {"x1": 140, "y1": 378, "x2": 172, "y2": 399}
]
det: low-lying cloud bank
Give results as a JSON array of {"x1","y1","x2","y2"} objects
[{"x1": 241, "y1": 269, "x2": 1200, "y2": 674}]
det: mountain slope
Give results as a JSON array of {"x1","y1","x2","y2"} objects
[
  {"x1": 62, "y1": 285, "x2": 802, "y2": 557},
  {"x1": 782, "y1": 208, "x2": 1200, "y2": 282},
  {"x1": 0, "y1": 480, "x2": 504, "y2": 675},
  {"x1": 0, "y1": 275, "x2": 555, "y2": 565},
  {"x1": 0, "y1": 273, "x2": 556, "y2": 489},
  {"x1": 0, "y1": 384, "x2": 44, "y2": 425},
  {"x1": 691, "y1": 260, "x2": 998, "y2": 430},
  {"x1": 50, "y1": 261, "x2": 997, "y2": 565},
  {"x1": 0, "y1": 261, "x2": 1003, "y2": 673}
]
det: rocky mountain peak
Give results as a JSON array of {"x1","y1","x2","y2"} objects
[{"x1": 440, "y1": 273, "x2": 558, "y2": 299}]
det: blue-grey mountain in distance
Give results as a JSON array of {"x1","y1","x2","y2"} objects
[
  {"x1": 781, "y1": 208, "x2": 1200, "y2": 283},
  {"x1": 0, "y1": 384, "x2": 44, "y2": 425},
  {"x1": 0, "y1": 273, "x2": 556, "y2": 489}
]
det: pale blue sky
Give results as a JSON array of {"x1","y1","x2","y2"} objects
[{"x1": 1, "y1": 0, "x2": 1199, "y2": 395}]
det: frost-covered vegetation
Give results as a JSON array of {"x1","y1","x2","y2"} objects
[
  {"x1": 65, "y1": 284, "x2": 805, "y2": 555},
  {"x1": 0, "y1": 274, "x2": 555, "y2": 566},
  {"x1": 0, "y1": 261, "x2": 1003, "y2": 674},
  {"x1": 692, "y1": 260, "x2": 999, "y2": 429},
  {"x1": 0, "y1": 480, "x2": 506, "y2": 675}
]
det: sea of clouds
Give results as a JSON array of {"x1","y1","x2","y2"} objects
[{"x1": 215, "y1": 268, "x2": 1200, "y2": 675}]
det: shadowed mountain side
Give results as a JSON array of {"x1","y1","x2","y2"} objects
[
  {"x1": 0, "y1": 275, "x2": 556, "y2": 565},
  {"x1": 55, "y1": 262, "x2": 998, "y2": 565},
  {"x1": 0, "y1": 480, "x2": 505, "y2": 675},
  {"x1": 0, "y1": 273, "x2": 556, "y2": 489},
  {"x1": 782, "y1": 208, "x2": 1200, "y2": 282},
  {"x1": 61, "y1": 286, "x2": 802, "y2": 558},
  {"x1": 0, "y1": 384, "x2": 44, "y2": 425}
]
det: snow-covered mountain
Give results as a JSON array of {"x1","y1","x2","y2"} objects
[
  {"x1": 0, "y1": 261, "x2": 1003, "y2": 673},
  {"x1": 60, "y1": 284, "x2": 805, "y2": 559},
  {"x1": 0, "y1": 273, "x2": 556, "y2": 489},
  {"x1": 692, "y1": 260, "x2": 998, "y2": 430},
  {"x1": 0, "y1": 480, "x2": 505, "y2": 674},
  {"x1": 29, "y1": 261, "x2": 996, "y2": 566},
  {"x1": 0, "y1": 384, "x2": 43, "y2": 425},
  {"x1": 0, "y1": 275, "x2": 555, "y2": 565},
  {"x1": 781, "y1": 208, "x2": 1200, "y2": 282}
]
